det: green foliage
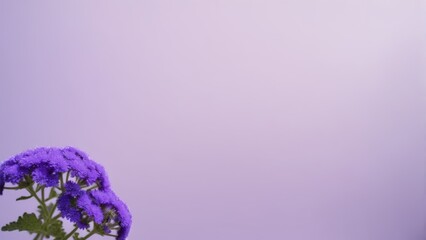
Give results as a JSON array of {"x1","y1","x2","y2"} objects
[
  {"x1": 1, "y1": 212, "x2": 66, "y2": 239},
  {"x1": 1, "y1": 174, "x2": 121, "y2": 240},
  {"x1": 1, "y1": 213, "x2": 42, "y2": 233},
  {"x1": 45, "y1": 220, "x2": 66, "y2": 239}
]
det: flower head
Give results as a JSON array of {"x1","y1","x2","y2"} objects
[
  {"x1": 0, "y1": 147, "x2": 132, "y2": 239},
  {"x1": 77, "y1": 193, "x2": 104, "y2": 224},
  {"x1": 0, "y1": 147, "x2": 112, "y2": 194},
  {"x1": 64, "y1": 181, "x2": 83, "y2": 197},
  {"x1": 0, "y1": 157, "x2": 29, "y2": 185},
  {"x1": 58, "y1": 181, "x2": 105, "y2": 228},
  {"x1": 31, "y1": 163, "x2": 60, "y2": 187},
  {"x1": 90, "y1": 190, "x2": 132, "y2": 240},
  {"x1": 57, "y1": 193, "x2": 84, "y2": 225}
]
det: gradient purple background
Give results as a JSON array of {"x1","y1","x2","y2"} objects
[{"x1": 0, "y1": 1, "x2": 426, "y2": 240}]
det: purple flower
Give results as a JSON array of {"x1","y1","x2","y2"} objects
[
  {"x1": 77, "y1": 193, "x2": 104, "y2": 224},
  {"x1": 62, "y1": 147, "x2": 110, "y2": 189},
  {"x1": 58, "y1": 181, "x2": 105, "y2": 228},
  {"x1": 64, "y1": 181, "x2": 83, "y2": 197},
  {"x1": 0, "y1": 147, "x2": 132, "y2": 239},
  {"x1": 57, "y1": 194, "x2": 83, "y2": 225},
  {"x1": 46, "y1": 148, "x2": 69, "y2": 172},
  {"x1": 91, "y1": 190, "x2": 132, "y2": 240},
  {"x1": 58, "y1": 181, "x2": 132, "y2": 237},
  {"x1": 0, "y1": 157, "x2": 29, "y2": 185},
  {"x1": 94, "y1": 164, "x2": 110, "y2": 190},
  {"x1": 0, "y1": 147, "x2": 111, "y2": 192},
  {"x1": 31, "y1": 163, "x2": 60, "y2": 187}
]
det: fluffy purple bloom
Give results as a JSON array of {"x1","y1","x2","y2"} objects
[
  {"x1": 58, "y1": 182, "x2": 104, "y2": 228},
  {"x1": 64, "y1": 181, "x2": 83, "y2": 197},
  {"x1": 94, "y1": 164, "x2": 110, "y2": 190},
  {"x1": 91, "y1": 190, "x2": 132, "y2": 240},
  {"x1": 0, "y1": 147, "x2": 132, "y2": 239},
  {"x1": 57, "y1": 181, "x2": 91, "y2": 229},
  {"x1": 0, "y1": 147, "x2": 111, "y2": 190},
  {"x1": 62, "y1": 147, "x2": 110, "y2": 189},
  {"x1": 57, "y1": 194, "x2": 83, "y2": 225},
  {"x1": 77, "y1": 193, "x2": 104, "y2": 224},
  {"x1": 0, "y1": 158, "x2": 29, "y2": 185},
  {"x1": 45, "y1": 148, "x2": 69, "y2": 172},
  {"x1": 31, "y1": 163, "x2": 60, "y2": 187}
]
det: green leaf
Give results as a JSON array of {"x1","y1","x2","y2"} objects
[
  {"x1": 16, "y1": 195, "x2": 32, "y2": 201},
  {"x1": 1, "y1": 213, "x2": 66, "y2": 239},
  {"x1": 46, "y1": 219, "x2": 66, "y2": 239},
  {"x1": 37, "y1": 206, "x2": 43, "y2": 218},
  {"x1": 1, "y1": 213, "x2": 42, "y2": 233}
]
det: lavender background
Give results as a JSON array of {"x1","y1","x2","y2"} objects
[{"x1": 0, "y1": 1, "x2": 425, "y2": 240}]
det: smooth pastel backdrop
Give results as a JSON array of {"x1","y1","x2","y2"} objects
[{"x1": 0, "y1": 1, "x2": 425, "y2": 239}]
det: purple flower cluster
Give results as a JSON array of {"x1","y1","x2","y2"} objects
[
  {"x1": 0, "y1": 147, "x2": 131, "y2": 240},
  {"x1": 0, "y1": 147, "x2": 109, "y2": 192},
  {"x1": 57, "y1": 181, "x2": 104, "y2": 229}
]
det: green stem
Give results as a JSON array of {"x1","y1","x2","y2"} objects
[
  {"x1": 81, "y1": 229, "x2": 97, "y2": 240},
  {"x1": 60, "y1": 174, "x2": 65, "y2": 191},
  {"x1": 63, "y1": 226, "x2": 79, "y2": 240},
  {"x1": 3, "y1": 186, "x2": 21, "y2": 190},
  {"x1": 28, "y1": 185, "x2": 51, "y2": 240},
  {"x1": 48, "y1": 202, "x2": 57, "y2": 220},
  {"x1": 27, "y1": 186, "x2": 47, "y2": 215},
  {"x1": 45, "y1": 196, "x2": 56, "y2": 202},
  {"x1": 10, "y1": 173, "x2": 103, "y2": 240},
  {"x1": 41, "y1": 186, "x2": 45, "y2": 202},
  {"x1": 52, "y1": 213, "x2": 61, "y2": 220}
]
